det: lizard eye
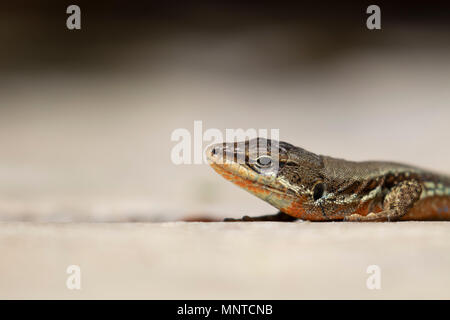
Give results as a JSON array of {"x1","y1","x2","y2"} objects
[
  {"x1": 256, "y1": 155, "x2": 273, "y2": 168},
  {"x1": 313, "y1": 182, "x2": 325, "y2": 201}
]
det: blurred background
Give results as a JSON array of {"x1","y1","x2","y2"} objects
[{"x1": 1, "y1": 1, "x2": 449, "y2": 222}]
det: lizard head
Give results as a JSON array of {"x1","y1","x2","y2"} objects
[{"x1": 206, "y1": 138, "x2": 327, "y2": 219}]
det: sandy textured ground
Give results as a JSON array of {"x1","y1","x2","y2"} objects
[{"x1": 1, "y1": 221, "x2": 449, "y2": 299}]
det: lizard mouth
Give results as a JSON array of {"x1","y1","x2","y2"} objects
[
  {"x1": 208, "y1": 160, "x2": 301, "y2": 216},
  {"x1": 209, "y1": 161, "x2": 288, "y2": 198},
  {"x1": 206, "y1": 147, "x2": 289, "y2": 198}
]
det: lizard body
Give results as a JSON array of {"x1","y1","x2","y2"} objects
[{"x1": 206, "y1": 138, "x2": 450, "y2": 222}]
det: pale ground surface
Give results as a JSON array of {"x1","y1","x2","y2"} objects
[{"x1": 1, "y1": 221, "x2": 450, "y2": 299}]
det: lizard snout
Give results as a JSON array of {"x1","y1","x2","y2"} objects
[
  {"x1": 206, "y1": 142, "x2": 244, "y2": 165},
  {"x1": 206, "y1": 143, "x2": 229, "y2": 163}
]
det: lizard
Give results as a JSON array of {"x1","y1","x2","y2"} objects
[{"x1": 206, "y1": 138, "x2": 450, "y2": 222}]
